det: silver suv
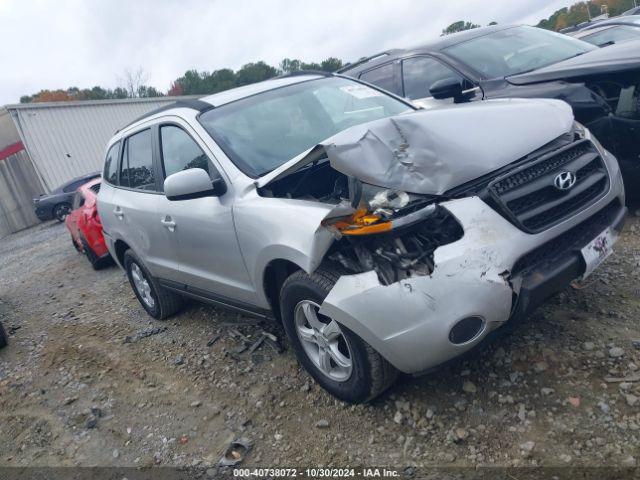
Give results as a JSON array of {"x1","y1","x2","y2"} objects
[{"x1": 98, "y1": 73, "x2": 626, "y2": 403}]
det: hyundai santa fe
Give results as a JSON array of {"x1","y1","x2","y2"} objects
[{"x1": 98, "y1": 72, "x2": 626, "y2": 403}]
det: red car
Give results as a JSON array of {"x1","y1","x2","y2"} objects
[{"x1": 65, "y1": 178, "x2": 112, "y2": 269}]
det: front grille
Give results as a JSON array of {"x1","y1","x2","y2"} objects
[
  {"x1": 512, "y1": 200, "x2": 622, "y2": 276},
  {"x1": 89, "y1": 183, "x2": 101, "y2": 195},
  {"x1": 488, "y1": 140, "x2": 609, "y2": 233}
]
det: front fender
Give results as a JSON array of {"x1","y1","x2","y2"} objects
[{"x1": 233, "y1": 193, "x2": 339, "y2": 307}]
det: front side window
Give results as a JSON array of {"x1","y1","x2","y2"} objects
[
  {"x1": 444, "y1": 26, "x2": 596, "y2": 78},
  {"x1": 359, "y1": 63, "x2": 399, "y2": 95},
  {"x1": 160, "y1": 126, "x2": 210, "y2": 178},
  {"x1": 198, "y1": 77, "x2": 410, "y2": 177},
  {"x1": 120, "y1": 129, "x2": 155, "y2": 191},
  {"x1": 402, "y1": 57, "x2": 466, "y2": 100},
  {"x1": 103, "y1": 142, "x2": 120, "y2": 185}
]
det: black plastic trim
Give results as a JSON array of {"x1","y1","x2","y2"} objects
[
  {"x1": 158, "y1": 279, "x2": 273, "y2": 319},
  {"x1": 121, "y1": 99, "x2": 215, "y2": 131}
]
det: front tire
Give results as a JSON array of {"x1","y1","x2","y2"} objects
[
  {"x1": 123, "y1": 249, "x2": 182, "y2": 320},
  {"x1": 280, "y1": 268, "x2": 397, "y2": 403},
  {"x1": 53, "y1": 203, "x2": 71, "y2": 222}
]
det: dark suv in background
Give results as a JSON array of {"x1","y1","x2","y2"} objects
[
  {"x1": 33, "y1": 172, "x2": 101, "y2": 222},
  {"x1": 340, "y1": 25, "x2": 640, "y2": 194}
]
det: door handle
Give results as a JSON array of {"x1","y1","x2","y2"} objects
[
  {"x1": 161, "y1": 217, "x2": 176, "y2": 232},
  {"x1": 113, "y1": 207, "x2": 124, "y2": 219}
]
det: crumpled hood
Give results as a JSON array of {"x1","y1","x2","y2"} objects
[
  {"x1": 258, "y1": 98, "x2": 574, "y2": 195},
  {"x1": 507, "y1": 39, "x2": 640, "y2": 85}
]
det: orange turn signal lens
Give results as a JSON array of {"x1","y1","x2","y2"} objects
[{"x1": 326, "y1": 209, "x2": 392, "y2": 236}]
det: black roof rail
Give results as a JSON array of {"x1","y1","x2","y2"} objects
[
  {"x1": 119, "y1": 99, "x2": 214, "y2": 132},
  {"x1": 337, "y1": 50, "x2": 399, "y2": 73},
  {"x1": 278, "y1": 69, "x2": 334, "y2": 79}
]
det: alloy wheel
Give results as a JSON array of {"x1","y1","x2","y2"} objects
[
  {"x1": 294, "y1": 300, "x2": 353, "y2": 382},
  {"x1": 130, "y1": 263, "x2": 155, "y2": 309}
]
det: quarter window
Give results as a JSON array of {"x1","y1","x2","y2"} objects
[
  {"x1": 359, "y1": 63, "x2": 400, "y2": 95},
  {"x1": 160, "y1": 126, "x2": 210, "y2": 178},
  {"x1": 120, "y1": 129, "x2": 155, "y2": 191},
  {"x1": 103, "y1": 142, "x2": 120, "y2": 185},
  {"x1": 402, "y1": 57, "x2": 466, "y2": 100}
]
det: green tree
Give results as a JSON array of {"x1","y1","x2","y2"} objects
[
  {"x1": 236, "y1": 61, "x2": 278, "y2": 86},
  {"x1": 280, "y1": 58, "x2": 302, "y2": 73},
  {"x1": 441, "y1": 20, "x2": 481, "y2": 36},
  {"x1": 320, "y1": 57, "x2": 343, "y2": 72}
]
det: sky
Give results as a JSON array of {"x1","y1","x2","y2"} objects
[{"x1": 0, "y1": 0, "x2": 573, "y2": 105}]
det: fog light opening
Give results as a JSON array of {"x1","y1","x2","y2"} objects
[{"x1": 449, "y1": 316, "x2": 485, "y2": 345}]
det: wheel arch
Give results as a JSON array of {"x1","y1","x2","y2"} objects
[
  {"x1": 262, "y1": 258, "x2": 303, "y2": 322},
  {"x1": 113, "y1": 239, "x2": 131, "y2": 268}
]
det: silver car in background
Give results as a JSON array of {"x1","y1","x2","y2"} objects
[{"x1": 98, "y1": 73, "x2": 626, "y2": 402}]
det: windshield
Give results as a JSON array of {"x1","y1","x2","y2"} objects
[
  {"x1": 581, "y1": 25, "x2": 640, "y2": 46},
  {"x1": 199, "y1": 77, "x2": 411, "y2": 177},
  {"x1": 444, "y1": 26, "x2": 597, "y2": 78}
]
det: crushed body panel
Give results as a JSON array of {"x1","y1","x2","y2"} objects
[{"x1": 258, "y1": 99, "x2": 574, "y2": 195}]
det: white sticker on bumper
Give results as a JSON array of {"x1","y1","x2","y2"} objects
[{"x1": 581, "y1": 227, "x2": 616, "y2": 280}]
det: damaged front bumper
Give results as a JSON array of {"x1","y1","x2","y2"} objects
[{"x1": 319, "y1": 192, "x2": 626, "y2": 374}]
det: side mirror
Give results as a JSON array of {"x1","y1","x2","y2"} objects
[
  {"x1": 164, "y1": 168, "x2": 226, "y2": 201},
  {"x1": 429, "y1": 77, "x2": 463, "y2": 100}
]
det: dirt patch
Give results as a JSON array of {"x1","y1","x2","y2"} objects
[{"x1": 0, "y1": 215, "x2": 639, "y2": 469}]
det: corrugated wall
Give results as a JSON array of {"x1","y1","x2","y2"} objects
[
  {"x1": 7, "y1": 97, "x2": 189, "y2": 191},
  {"x1": 0, "y1": 149, "x2": 42, "y2": 239},
  {"x1": 0, "y1": 108, "x2": 43, "y2": 238}
]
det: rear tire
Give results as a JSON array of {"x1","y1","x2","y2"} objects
[
  {"x1": 280, "y1": 268, "x2": 397, "y2": 403},
  {"x1": 0, "y1": 322, "x2": 7, "y2": 349},
  {"x1": 53, "y1": 203, "x2": 71, "y2": 222},
  {"x1": 80, "y1": 235, "x2": 101, "y2": 270},
  {"x1": 71, "y1": 236, "x2": 82, "y2": 253},
  {"x1": 123, "y1": 249, "x2": 182, "y2": 320}
]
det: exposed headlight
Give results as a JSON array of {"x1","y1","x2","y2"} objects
[{"x1": 325, "y1": 190, "x2": 440, "y2": 236}]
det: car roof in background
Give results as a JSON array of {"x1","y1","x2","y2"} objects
[
  {"x1": 571, "y1": 24, "x2": 620, "y2": 38},
  {"x1": 582, "y1": 15, "x2": 640, "y2": 29},
  {"x1": 339, "y1": 25, "x2": 519, "y2": 74}
]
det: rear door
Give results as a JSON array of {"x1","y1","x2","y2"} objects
[
  {"x1": 358, "y1": 62, "x2": 403, "y2": 96},
  {"x1": 109, "y1": 128, "x2": 180, "y2": 280},
  {"x1": 156, "y1": 121, "x2": 257, "y2": 305}
]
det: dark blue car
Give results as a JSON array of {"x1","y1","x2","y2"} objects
[{"x1": 33, "y1": 172, "x2": 100, "y2": 222}]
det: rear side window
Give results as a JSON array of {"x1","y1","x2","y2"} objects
[
  {"x1": 120, "y1": 129, "x2": 155, "y2": 191},
  {"x1": 359, "y1": 63, "x2": 400, "y2": 95},
  {"x1": 402, "y1": 57, "x2": 466, "y2": 100},
  {"x1": 103, "y1": 142, "x2": 120, "y2": 185},
  {"x1": 160, "y1": 126, "x2": 210, "y2": 178}
]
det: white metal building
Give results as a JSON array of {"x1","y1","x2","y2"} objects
[
  {"x1": 6, "y1": 96, "x2": 193, "y2": 192},
  {"x1": 0, "y1": 96, "x2": 195, "y2": 237}
]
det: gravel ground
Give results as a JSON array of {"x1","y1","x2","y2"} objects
[{"x1": 0, "y1": 210, "x2": 639, "y2": 473}]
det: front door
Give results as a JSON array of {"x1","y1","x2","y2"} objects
[{"x1": 156, "y1": 123, "x2": 257, "y2": 305}]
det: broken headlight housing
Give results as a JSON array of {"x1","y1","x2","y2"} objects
[
  {"x1": 325, "y1": 183, "x2": 440, "y2": 236},
  {"x1": 574, "y1": 120, "x2": 608, "y2": 157}
]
